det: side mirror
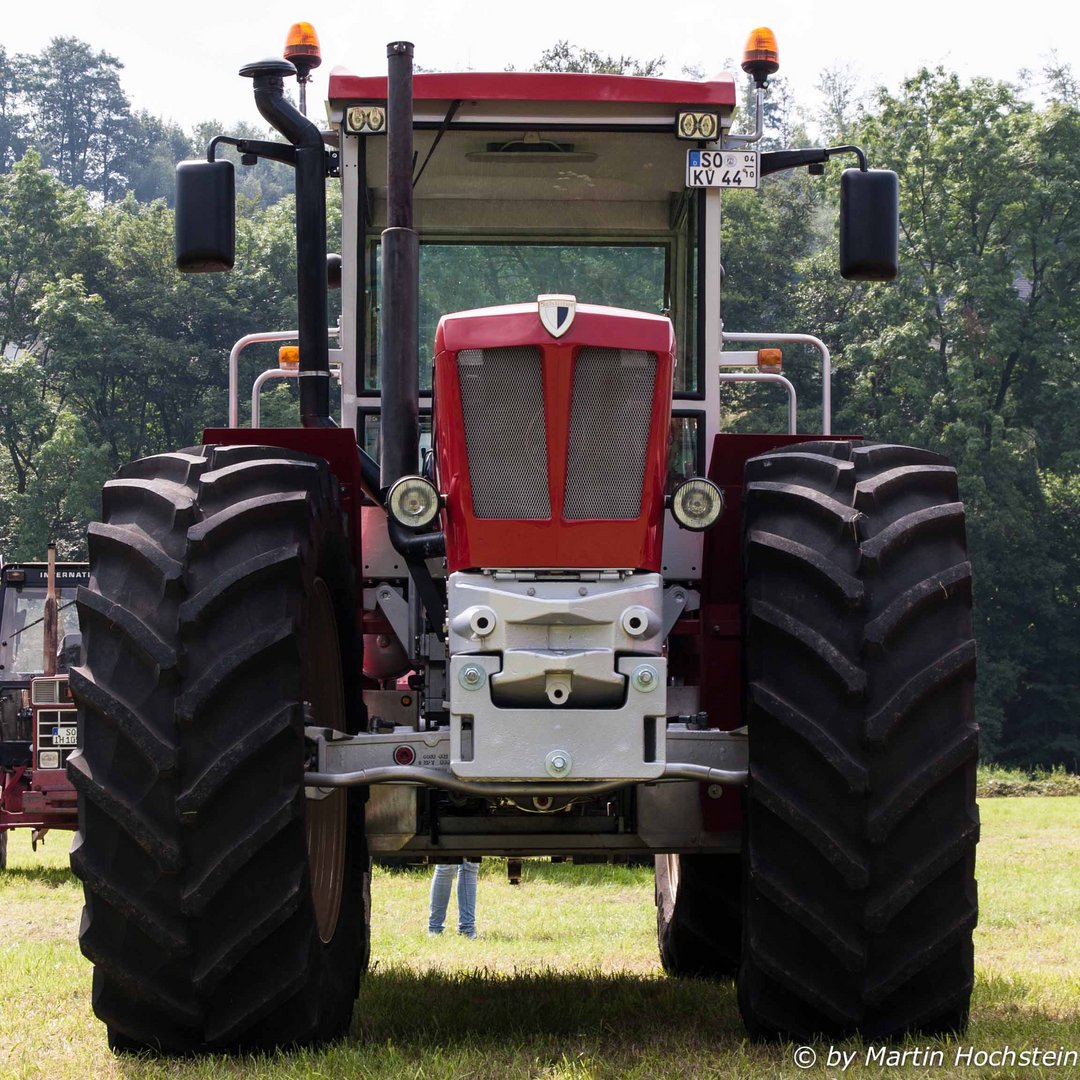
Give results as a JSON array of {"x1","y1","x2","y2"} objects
[
  {"x1": 839, "y1": 168, "x2": 898, "y2": 281},
  {"x1": 175, "y1": 159, "x2": 235, "y2": 272}
]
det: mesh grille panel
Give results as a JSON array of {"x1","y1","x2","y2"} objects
[
  {"x1": 458, "y1": 347, "x2": 551, "y2": 519},
  {"x1": 564, "y1": 347, "x2": 657, "y2": 519}
]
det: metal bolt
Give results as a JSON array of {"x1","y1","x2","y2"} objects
[
  {"x1": 546, "y1": 749, "x2": 573, "y2": 777},
  {"x1": 578, "y1": 586, "x2": 588, "y2": 596},
  {"x1": 459, "y1": 664, "x2": 485, "y2": 689},
  {"x1": 707, "y1": 784, "x2": 724, "y2": 799},
  {"x1": 631, "y1": 665, "x2": 659, "y2": 692}
]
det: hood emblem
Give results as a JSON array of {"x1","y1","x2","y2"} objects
[{"x1": 538, "y1": 294, "x2": 577, "y2": 338}]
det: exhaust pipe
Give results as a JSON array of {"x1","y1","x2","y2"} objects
[
  {"x1": 379, "y1": 41, "x2": 420, "y2": 487},
  {"x1": 378, "y1": 43, "x2": 446, "y2": 635},
  {"x1": 43, "y1": 542, "x2": 57, "y2": 677},
  {"x1": 240, "y1": 57, "x2": 333, "y2": 427}
]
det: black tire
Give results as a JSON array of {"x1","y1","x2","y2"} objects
[
  {"x1": 0, "y1": 828, "x2": 7, "y2": 870},
  {"x1": 68, "y1": 445, "x2": 368, "y2": 1054},
  {"x1": 737, "y1": 441, "x2": 978, "y2": 1041},
  {"x1": 655, "y1": 853, "x2": 742, "y2": 978}
]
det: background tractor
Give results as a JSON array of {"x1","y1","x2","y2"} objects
[
  {"x1": 68, "y1": 22, "x2": 978, "y2": 1053},
  {"x1": 0, "y1": 547, "x2": 86, "y2": 868}
]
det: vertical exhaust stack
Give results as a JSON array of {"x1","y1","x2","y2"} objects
[
  {"x1": 240, "y1": 56, "x2": 333, "y2": 427},
  {"x1": 379, "y1": 41, "x2": 420, "y2": 487},
  {"x1": 43, "y1": 542, "x2": 57, "y2": 678}
]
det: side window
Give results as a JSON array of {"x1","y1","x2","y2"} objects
[{"x1": 667, "y1": 413, "x2": 703, "y2": 487}]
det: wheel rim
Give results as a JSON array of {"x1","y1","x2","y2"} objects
[
  {"x1": 304, "y1": 577, "x2": 348, "y2": 944},
  {"x1": 661, "y1": 854, "x2": 680, "y2": 913},
  {"x1": 652, "y1": 855, "x2": 678, "y2": 915}
]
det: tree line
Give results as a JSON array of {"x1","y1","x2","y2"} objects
[{"x1": 0, "y1": 38, "x2": 1076, "y2": 769}]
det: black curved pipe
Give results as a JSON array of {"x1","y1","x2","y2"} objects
[{"x1": 241, "y1": 58, "x2": 333, "y2": 427}]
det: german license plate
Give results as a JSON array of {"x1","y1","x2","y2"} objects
[
  {"x1": 53, "y1": 725, "x2": 78, "y2": 746},
  {"x1": 686, "y1": 149, "x2": 759, "y2": 189}
]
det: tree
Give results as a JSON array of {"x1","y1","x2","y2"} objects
[
  {"x1": 530, "y1": 41, "x2": 664, "y2": 76},
  {"x1": 815, "y1": 64, "x2": 866, "y2": 143},
  {"x1": 21, "y1": 37, "x2": 132, "y2": 200},
  {"x1": 126, "y1": 111, "x2": 194, "y2": 204},
  {"x1": 0, "y1": 151, "x2": 99, "y2": 356},
  {"x1": 4, "y1": 409, "x2": 111, "y2": 559},
  {"x1": 0, "y1": 47, "x2": 28, "y2": 172}
]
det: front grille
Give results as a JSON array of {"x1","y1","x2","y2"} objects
[
  {"x1": 564, "y1": 348, "x2": 657, "y2": 519},
  {"x1": 458, "y1": 347, "x2": 551, "y2": 519}
]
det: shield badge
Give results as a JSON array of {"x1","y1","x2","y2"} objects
[{"x1": 537, "y1": 293, "x2": 577, "y2": 338}]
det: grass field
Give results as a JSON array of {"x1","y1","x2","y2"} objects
[{"x1": 1, "y1": 798, "x2": 1078, "y2": 1078}]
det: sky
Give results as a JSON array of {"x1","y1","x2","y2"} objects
[{"x1": 5, "y1": 0, "x2": 1077, "y2": 130}]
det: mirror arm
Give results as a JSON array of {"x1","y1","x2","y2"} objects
[
  {"x1": 208, "y1": 135, "x2": 298, "y2": 168},
  {"x1": 760, "y1": 143, "x2": 868, "y2": 177}
]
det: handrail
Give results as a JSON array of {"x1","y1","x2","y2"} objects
[
  {"x1": 721, "y1": 330, "x2": 833, "y2": 434},
  {"x1": 718, "y1": 371, "x2": 798, "y2": 434},
  {"x1": 251, "y1": 367, "x2": 342, "y2": 427},
  {"x1": 228, "y1": 328, "x2": 340, "y2": 427}
]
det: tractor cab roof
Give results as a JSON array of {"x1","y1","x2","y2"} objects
[
  {"x1": 328, "y1": 70, "x2": 738, "y2": 234},
  {"x1": 327, "y1": 69, "x2": 737, "y2": 114}
]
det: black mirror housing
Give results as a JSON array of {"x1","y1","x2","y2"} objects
[
  {"x1": 175, "y1": 159, "x2": 235, "y2": 272},
  {"x1": 840, "y1": 168, "x2": 898, "y2": 281}
]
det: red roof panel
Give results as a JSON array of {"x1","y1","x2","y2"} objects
[{"x1": 328, "y1": 68, "x2": 736, "y2": 108}]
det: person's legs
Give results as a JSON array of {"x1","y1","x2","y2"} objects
[
  {"x1": 456, "y1": 860, "x2": 479, "y2": 937},
  {"x1": 428, "y1": 863, "x2": 456, "y2": 933}
]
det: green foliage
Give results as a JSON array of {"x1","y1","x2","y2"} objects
[
  {"x1": 977, "y1": 764, "x2": 1080, "y2": 797},
  {"x1": 19, "y1": 37, "x2": 132, "y2": 201}
]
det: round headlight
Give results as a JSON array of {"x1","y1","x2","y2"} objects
[
  {"x1": 386, "y1": 476, "x2": 440, "y2": 530},
  {"x1": 671, "y1": 478, "x2": 724, "y2": 531}
]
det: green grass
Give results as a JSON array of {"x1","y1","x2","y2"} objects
[{"x1": 1, "y1": 799, "x2": 1078, "y2": 1078}]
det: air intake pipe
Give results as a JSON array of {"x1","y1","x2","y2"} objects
[
  {"x1": 240, "y1": 57, "x2": 333, "y2": 427},
  {"x1": 379, "y1": 43, "x2": 445, "y2": 634}
]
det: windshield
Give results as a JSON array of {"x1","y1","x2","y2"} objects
[
  {"x1": 0, "y1": 587, "x2": 81, "y2": 678},
  {"x1": 364, "y1": 241, "x2": 670, "y2": 393}
]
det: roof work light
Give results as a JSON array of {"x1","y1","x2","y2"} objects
[{"x1": 741, "y1": 27, "x2": 780, "y2": 87}]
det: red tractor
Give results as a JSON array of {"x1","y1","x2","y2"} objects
[
  {"x1": 0, "y1": 551, "x2": 87, "y2": 867},
  {"x1": 69, "y1": 24, "x2": 978, "y2": 1053}
]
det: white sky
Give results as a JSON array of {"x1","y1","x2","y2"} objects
[{"x1": 5, "y1": 0, "x2": 1075, "y2": 130}]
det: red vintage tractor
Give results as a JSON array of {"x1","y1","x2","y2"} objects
[
  {"x1": 0, "y1": 551, "x2": 86, "y2": 868},
  {"x1": 68, "y1": 24, "x2": 978, "y2": 1053}
]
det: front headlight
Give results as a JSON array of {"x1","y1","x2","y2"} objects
[
  {"x1": 670, "y1": 478, "x2": 724, "y2": 531},
  {"x1": 386, "y1": 475, "x2": 440, "y2": 530}
]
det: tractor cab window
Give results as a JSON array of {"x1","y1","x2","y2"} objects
[
  {"x1": 0, "y1": 586, "x2": 80, "y2": 678},
  {"x1": 357, "y1": 127, "x2": 703, "y2": 396},
  {"x1": 365, "y1": 241, "x2": 670, "y2": 393}
]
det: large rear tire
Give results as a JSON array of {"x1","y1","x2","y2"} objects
[
  {"x1": 655, "y1": 853, "x2": 742, "y2": 978},
  {"x1": 738, "y1": 441, "x2": 978, "y2": 1040},
  {"x1": 69, "y1": 445, "x2": 368, "y2": 1053}
]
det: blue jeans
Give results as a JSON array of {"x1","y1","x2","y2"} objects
[{"x1": 428, "y1": 861, "x2": 478, "y2": 936}]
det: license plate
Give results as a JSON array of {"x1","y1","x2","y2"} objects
[
  {"x1": 686, "y1": 149, "x2": 759, "y2": 189},
  {"x1": 53, "y1": 725, "x2": 78, "y2": 746}
]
